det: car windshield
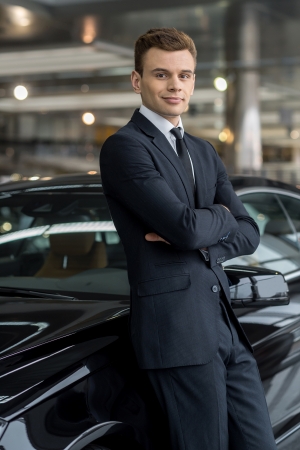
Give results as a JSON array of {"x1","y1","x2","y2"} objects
[{"x1": 0, "y1": 189, "x2": 129, "y2": 299}]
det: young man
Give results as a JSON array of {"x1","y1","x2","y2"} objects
[{"x1": 100, "y1": 28, "x2": 277, "y2": 450}]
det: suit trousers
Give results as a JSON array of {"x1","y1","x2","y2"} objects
[{"x1": 146, "y1": 299, "x2": 277, "y2": 450}]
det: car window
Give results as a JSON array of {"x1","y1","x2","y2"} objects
[
  {"x1": 0, "y1": 192, "x2": 129, "y2": 298},
  {"x1": 224, "y1": 192, "x2": 300, "y2": 275},
  {"x1": 277, "y1": 194, "x2": 300, "y2": 249}
]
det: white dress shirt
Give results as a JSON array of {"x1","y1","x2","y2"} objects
[{"x1": 139, "y1": 105, "x2": 195, "y2": 182}]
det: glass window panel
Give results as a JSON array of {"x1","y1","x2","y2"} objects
[
  {"x1": 0, "y1": 192, "x2": 128, "y2": 298},
  {"x1": 225, "y1": 192, "x2": 300, "y2": 275},
  {"x1": 278, "y1": 194, "x2": 300, "y2": 248}
]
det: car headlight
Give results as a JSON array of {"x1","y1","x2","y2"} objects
[{"x1": 0, "y1": 418, "x2": 7, "y2": 440}]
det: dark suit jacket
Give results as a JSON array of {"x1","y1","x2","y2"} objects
[{"x1": 100, "y1": 109, "x2": 260, "y2": 369}]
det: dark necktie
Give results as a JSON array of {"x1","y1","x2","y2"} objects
[{"x1": 170, "y1": 127, "x2": 195, "y2": 194}]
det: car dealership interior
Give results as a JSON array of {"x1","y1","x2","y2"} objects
[
  {"x1": 1, "y1": 3, "x2": 300, "y2": 449},
  {"x1": 0, "y1": 0, "x2": 300, "y2": 185}
]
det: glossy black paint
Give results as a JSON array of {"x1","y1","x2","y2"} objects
[
  {"x1": 0, "y1": 174, "x2": 300, "y2": 449},
  {"x1": 230, "y1": 175, "x2": 300, "y2": 194},
  {"x1": 0, "y1": 299, "x2": 129, "y2": 358},
  {"x1": 0, "y1": 304, "x2": 168, "y2": 450}
]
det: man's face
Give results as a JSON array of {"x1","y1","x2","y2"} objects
[{"x1": 131, "y1": 47, "x2": 195, "y2": 126}]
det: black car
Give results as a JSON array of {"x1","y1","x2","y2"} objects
[{"x1": 0, "y1": 173, "x2": 299, "y2": 450}]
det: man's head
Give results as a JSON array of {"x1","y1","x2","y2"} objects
[{"x1": 131, "y1": 28, "x2": 197, "y2": 125}]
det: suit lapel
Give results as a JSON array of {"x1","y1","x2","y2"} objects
[
  {"x1": 152, "y1": 134, "x2": 195, "y2": 208},
  {"x1": 183, "y1": 133, "x2": 207, "y2": 208},
  {"x1": 130, "y1": 110, "x2": 195, "y2": 208}
]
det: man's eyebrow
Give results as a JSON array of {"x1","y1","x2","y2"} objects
[
  {"x1": 151, "y1": 68, "x2": 169, "y2": 73},
  {"x1": 151, "y1": 68, "x2": 194, "y2": 74},
  {"x1": 180, "y1": 70, "x2": 194, "y2": 74}
]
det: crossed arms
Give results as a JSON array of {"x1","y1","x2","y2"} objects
[{"x1": 100, "y1": 133, "x2": 259, "y2": 261}]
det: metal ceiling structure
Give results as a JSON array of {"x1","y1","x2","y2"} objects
[
  {"x1": 0, "y1": 45, "x2": 132, "y2": 76},
  {"x1": 0, "y1": 0, "x2": 300, "y2": 178}
]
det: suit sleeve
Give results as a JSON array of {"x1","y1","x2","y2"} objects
[
  {"x1": 206, "y1": 143, "x2": 260, "y2": 267},
  {"x1": 100, "y1": 133, "x2": 240, "y2": 251}
]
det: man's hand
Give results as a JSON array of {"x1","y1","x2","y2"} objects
[
  {"x1": 145, "y1": 233, "x2": 170, "y2": 245},
  {"x1": 145, "y1": 233, "x2": 208, "y2": 252}
]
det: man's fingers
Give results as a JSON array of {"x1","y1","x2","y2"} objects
[
  {"x1": 145, "y1": 232, "x2": 157, "y2": 241},
  {"x1": 145, "y1": 232, "x2": 170, "y2": 245}
]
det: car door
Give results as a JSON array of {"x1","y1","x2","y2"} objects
[{"x1": 226, "y1": 188, "x2": 300, "y2": 448}]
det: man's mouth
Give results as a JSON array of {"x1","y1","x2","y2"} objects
[{"x1": 162, "y1": 97, "x2": 183, "y2": 104}]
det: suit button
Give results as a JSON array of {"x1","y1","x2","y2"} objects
[{"x1": 211, "y1": 285, "x2": 219, "y2": 293}]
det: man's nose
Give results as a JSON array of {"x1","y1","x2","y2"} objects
[{"x1": 167, "y1": 76, "x2": 181, "y2": 91}]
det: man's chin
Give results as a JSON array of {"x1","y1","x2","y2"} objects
[{"x1": 159, "y1": 107, "x2": 186, "y2": 118}]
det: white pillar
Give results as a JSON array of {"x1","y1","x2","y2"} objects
[{"x1": 224, "y1": 2, "x2": 262, "y2": 174}]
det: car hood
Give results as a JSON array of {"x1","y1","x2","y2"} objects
[{"x1": 0, "y1": 297, "x2": 130, "y2": 359}]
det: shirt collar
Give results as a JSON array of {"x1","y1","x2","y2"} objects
[{"x1": 139, "y1": 105, "x2": 184, "y2": 138}]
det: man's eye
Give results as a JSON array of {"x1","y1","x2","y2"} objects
[
  {"x1": 156, "y1": 73, "x2": 167, "y2": 78},
  {"x1": 181, "y1": 74, "x2": 190, "y2": 79}
]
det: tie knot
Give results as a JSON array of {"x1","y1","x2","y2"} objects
[{"x1": 170, "y1": 127, "x2": 183, "y2": 140}]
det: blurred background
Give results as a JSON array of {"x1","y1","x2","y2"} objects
[{"x1": 0, "y1": 0, "x2": 300, "y2": 185}]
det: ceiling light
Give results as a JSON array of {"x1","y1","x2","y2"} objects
[
  {"x1": 214, "y1": 77, "x2": 227, "y2": 92},
  {"x1": 9, "y1": 6, "x2": 32, "y2": 27},
  {"x1": 82, "y1": 112, "x2": 95, "y2": 125},
  {"x1": 219, "y1": 128, "x2": 234, "y2": 143},
  {"x1": 219, "y1": 131, "x2": 228, "y2": 142},
  {"x1": 82, "y1": 17, "x2": 97, "y2": 44},
  {"x1": 83, "y1": 35, "x2": 94, "y2": 44},
  {"x1": 14, "y1": 85, "x2": 28, "y2": 101},
  {"x1": 1, "y1": 222, "x2": 12, "y2": 232},
  {"x1": 10, "y1": 173, "x2": 22, "y2": 181},
  {"x1": 290, "y1": 130, "x2": 299, "y2": 140}
]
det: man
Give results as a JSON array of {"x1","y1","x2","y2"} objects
[{"x1": 100, "y1": 28, "x2": 276, "y2": 450}]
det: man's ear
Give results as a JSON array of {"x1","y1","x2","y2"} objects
[{"x1": 131, "y1": 70, "x2": 142, "y2": 94}]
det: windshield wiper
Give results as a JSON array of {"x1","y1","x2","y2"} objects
[{"x1": 0, "y1": 287, "x2": 77, "y2": 300}]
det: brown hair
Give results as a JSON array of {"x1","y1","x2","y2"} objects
[{"x1": 134, "y1": 28, "x2": 197, "y2": 76}]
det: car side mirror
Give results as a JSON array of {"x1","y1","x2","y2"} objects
[{"x1": 224, "y1": 265, "x2": 289, "y2": 308}]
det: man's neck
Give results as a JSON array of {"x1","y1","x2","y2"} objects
[
  {"x1": 159, "y1": 114, "x2": 180, "y2": 127},
  {"x1": 141, "y1": 104, "x2": 181, "y2": 127}
]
